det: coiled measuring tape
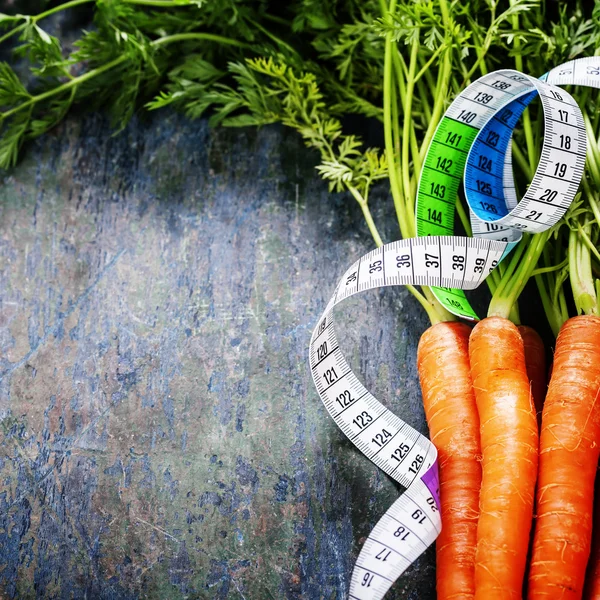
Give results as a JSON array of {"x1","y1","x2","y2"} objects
[
  {"x1": 309, "y1": 57, "x2": 600, "y2": 599},
  {"x1": 417, "y1": 63, "x2": 592, "y2": 318}
]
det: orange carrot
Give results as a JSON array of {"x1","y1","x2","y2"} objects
[
  {"x1": 469, "y1": 317, "x2": 538, "y2": 600},
  {"x1": 418, "y1": 322, "x2": 481, "y2": 600},
  {"x1": 518, "y1": 325, "x2": 548, "y2": 421},
  {"x1": 583, "y1": 469, "x2": 600, "y2": 599},
  {"x1": 529, "y1": 315, "x2": 600, "y2": 600}
]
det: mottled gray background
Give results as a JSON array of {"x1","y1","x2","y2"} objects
[{"x1": 0, "y1": 112, "x2": 439, "y2": 599}]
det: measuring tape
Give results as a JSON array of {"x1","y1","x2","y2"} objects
[
  {"x1": 310, "y1": 57, "x2": 600, "y2": 599},
  {"x1": 417, "y1": 63, "x2": 593, "y2": 318}
]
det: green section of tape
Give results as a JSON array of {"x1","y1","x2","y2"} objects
[{"x1": 416, "y1": 117, "x2": 480, "y2": 320}]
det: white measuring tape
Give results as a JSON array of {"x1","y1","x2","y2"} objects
[
  {"x1": 416, "y1": 65, "x2": 589, "y2": 318},
  {"x1": 309, "y1": 57, "x2": 600, "y2": 599}
]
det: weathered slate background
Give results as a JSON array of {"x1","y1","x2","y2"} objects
[{"x1": 0, "y1": 112, "x2": 437, "y2": 599}]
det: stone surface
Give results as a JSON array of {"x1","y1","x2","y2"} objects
[{"x1": 0, "y1": 111, "x2": 440, "y2": 599}]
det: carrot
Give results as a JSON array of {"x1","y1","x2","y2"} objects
[
  {"x1": 417, "y1": 322, "x2": 481, "y2": 600},
  {"x1": 529, "y1": 315, "x2": 600, "y2": 600},
  {"x1": 583, "y1": 469, "x2": 600, "y2": 599},
  {"x1": 518, "y1": 325, "x2": 548, "y2": 421},
  {"x1": 469, "y1": 317, "x2": 538, "y2": 600}
]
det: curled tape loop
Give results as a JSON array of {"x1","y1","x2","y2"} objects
[
  {"x1": 417, "y1": 63, "x2": 597, "y2": 319},
  {"x1": 309, "y1": 58, "x2": 600, "y2": 599}
]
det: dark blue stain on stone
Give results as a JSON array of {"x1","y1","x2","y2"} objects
[
  {"x1": 237, "y1": 378, "x2": 250, "y2": 398},
  {"x1": 163, "y1": 468, "x2": 179, "y2": 501},
  {"x1": 273, "y1": 475, "x2": 290, "y2": 502},
  {"x1": 199, "y1": 491, "x2": 222, "y2": 508},
  {"x1": 138, "y1": 455, "x2": 156, "y2": 489},
  {"x1": 205, "y1": 559, "x2": 251, "y2": 599},
  {"x1": 116, "y1": 369, "x2": 139, "y2": 391},
  {"x1": 181, "y1": 430, "x2": 188, "y2": 452},
  {"x1": 0, "y1": 496, "x2": 31, "y2": 598},
  {"x1": 162, "y1": 394, "x2": 175, "y2": 434},
  {"x1": 235, "y1": 404, "x2": 245, "y2": 432},
  {"x1": 235, "y1": 456, "x2": 258, "y2": 492},
  {"x1": 208, "y1": 371, "x2": 224, "y2": 393},
  {"x1": 169, "y1": 542, "x2": 193, "y2": 594},
  {"x1": 205, "y1": 559, "x2": 231, "y2": 598},
  {"x1": 104, "y1": 456, "x2": 124, "y2": 477}
]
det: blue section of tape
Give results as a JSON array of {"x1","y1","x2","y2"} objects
[
  {"x1": 500, "y1": 240, "x2": 520, "y2": 261},
  {"x1": 465, "y1": 90, "x2": 537, "y2": 222}
]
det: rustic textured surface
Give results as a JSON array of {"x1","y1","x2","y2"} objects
[{"x1": 0, "y1": 112, "x2": 437, "y2": 599}]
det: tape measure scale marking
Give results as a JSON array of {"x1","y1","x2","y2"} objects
[
  {"x1": 349, "y1": 476, "x2": 440, "y2": 600},
  {"x1": 467, "y1": 85, "x2": 585, "y2": 229}
]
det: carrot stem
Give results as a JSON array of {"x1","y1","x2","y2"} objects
[
  {"x1": 511, "y1": 142, "x2": 532, "y2": 180},
  {"x1": 383, "y1": 0, "x2": 409, "y2": 240},
  {"x1": 534, "y1": 274, "x2": 562, "y2": 337},
  {"x1": 530, "y1": 257, "x2": 569, "y2": 277},
  {"x1": 489, "y1": 237, "x2": 528, "y2": 301},
  {"x1": 381, "y1": 0, "x2": 454, "y2": 325},
  {"x1": 402, "y1": 40, "x2": 420, "y2": 216},
  {"x1": 347, "y1": 186, "x2": 383, "y2": 248},
  {"x1": 584, "y1": 113, "x2": 600, "y2": 183},
  {"x1": 569, "y1": 227, "x2": 598, "y2": 316}
]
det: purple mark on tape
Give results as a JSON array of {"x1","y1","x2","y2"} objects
[{"x1": 421, "y1": 461, "x2": 441, "y2": 510}]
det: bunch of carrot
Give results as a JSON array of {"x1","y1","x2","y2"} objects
[
  {"x1": 413, "y1": 78, "x2": 600, "y2": 600},
  {"x1": 419, "y1": 312, "x2": 600, "y2": 600},
  {"x1": 368, "y1": 1, "x2": 600, "y2": 598},
  {"x1": 414, "y1": 68, "x2": 600, "y2": 600}
]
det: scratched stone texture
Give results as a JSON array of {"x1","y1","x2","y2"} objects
[{"x1": 0, "y1": 111, "x2": 438, "y2": 599}]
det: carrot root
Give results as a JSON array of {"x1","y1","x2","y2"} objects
[
  {"x1": 469, "y1": 317, "x2": 538, "y2": 600},
  {"x1": 529, "y1": 315, "x2": 600, "y2": 600},
  {"x1": 418, "y1": 322, "x2": 481, "y2": 600},
  {"x1": 518, "y1": 325, "x2": 547, "y2": 421},
  {"x1": 583, "y1": 470, "x2": 600, "y2": 599}
]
